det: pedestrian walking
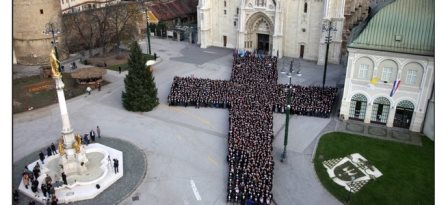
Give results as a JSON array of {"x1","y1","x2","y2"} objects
[
  {"x1": 86, "y1": 86, "x2": 92, "y2": 95},
  {"x1": 97, "y1": 81, "x2": 101, "y2": 91},
  {"x1": 96, "y1": 126, "x2": 101, "y2": 139},
  {"x1": 61, "y1": 172, "x2": 67, "y2": 185},
  {"x1": 90, "y1": 129, "x2": 96, "y2": 142},
  {"x1": 118, "y1": 66, "x2": 122, "y2": 74},
  {"x1": 46, "y1": 146, "x2": 52, "y2": 157},
  {"x1": 39, "y1": 151, "x2": 45, "y2": 164},
  {"x1": 113, "y1": 159, "x2": 119, "y2": 174},
  {"x1": 50, "y1": 143, "x2": 57, "y2": 155}
]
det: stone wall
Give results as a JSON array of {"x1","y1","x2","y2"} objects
[{"x1": 13, "y1": 0, "x2": 68, "y2": 65}]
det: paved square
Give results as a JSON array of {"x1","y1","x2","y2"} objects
[{"x1": 13, "y1": 38, "x2": 347, "y2": 205}]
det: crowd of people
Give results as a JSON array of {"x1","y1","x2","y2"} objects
[{"x1": 168, "y1": 54, "x2": 338, "y2": 204}]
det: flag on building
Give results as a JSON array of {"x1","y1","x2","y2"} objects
[{"x1": 390, "y1": 80, "x2": 401, "y2": 97}]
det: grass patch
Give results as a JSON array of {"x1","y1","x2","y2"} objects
[
  {"x1": 13, "y1": 73, "x2": 109, "y2": 114},
  {"x1": 314, "y1": 132, "x2": 434, "y2": 205}
]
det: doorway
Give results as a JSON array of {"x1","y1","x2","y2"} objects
[
  {"x1": 223, "y1": 36, "x2": 227, "y2": 47},
  {"x1": 257, "y1": 33, "x2": 270, "y2": 54},
  {"x1": 393, "y1": 100, "x2": 414, "y2": 129},
  {"x1": 300, "y1": 45, "x2": 304, "y2": 58}
]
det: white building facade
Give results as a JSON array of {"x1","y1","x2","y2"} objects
[
  {"x1": 60, "y1": 0, "x2": 121, "y2": 14},
  {"x1": 340, "y1": 0, "x2": 434, "y2": 133},
  {"x1": 197, "y1": 0, "x2": 348, "y2": 63}
]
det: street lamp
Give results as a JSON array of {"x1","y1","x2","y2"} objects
[
  {"x1": 347, "y1": 176, "x2": 356, "y2": 204},
  {"x1": 321, "y1": 19, "x2": 337, "y2": 88},
  {"x1": 43, "y1": 23, "x2": 62, "y2": 70},
  {"x1": 280, "y1": 59, "x2": 302, "y2": 163},
  {"x1": 140, "y1": 0, "x2": 151, "y2": 55}
]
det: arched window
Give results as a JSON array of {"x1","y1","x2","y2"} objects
[
  {"x1": 349, "y1": 94, "x2": 368, "y2": 120},
  {"x1": 304, "y1": 3, "x2": 308, "y2": 13},
  {"x1": 224, "y1": 1, "x2": 226, "y2": 7},
  {"x1": 371, "y1": 97, "x2": 391, "y2": 124}
]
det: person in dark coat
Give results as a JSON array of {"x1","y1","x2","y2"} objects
[
  {"x1": 83, "y1": 134, "x2": 90, "y2": 145},
  {"x1": 90, "y1": 129, "x2": 96, "y2": 142},
  {"x1": 41, "y1": 183, "x2": 48, "y2": 198},
  {"x1": 51, "y1": 143, "x2": 57, "y2": 155},
  {"x1": 51, "y1": 195, "x2": 58, "y2": 205},
  {"x1": 96, "y1": 126, "x2": 101, "y2": 139},
  {"x1": 113, "y1": 159, "x2": 119, "y2": 174},
  {"x1": 39, "y1": 151, "x2": 45, "y2": 164},
  {"x1": 118, "y1": 66, "x2": 122, "y2": 74},
  {"x1": 13, "y1": 188, "x2": 19, "y2": 202},
  {"x1": 61, "y1": 172, "x2": 67, "y2": 185},
  {"x1": 47, "y1": 183, "x2": 55, "y2": 198},
  {"x1": 47, "y1": 147, "x2": 52, "y2": 157}
]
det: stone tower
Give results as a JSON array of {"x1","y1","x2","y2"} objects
[{"x1": 13, "y1": 0, "x2": 68, "y2": 65}]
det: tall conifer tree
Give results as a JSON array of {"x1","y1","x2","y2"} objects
[{"x1": 122, "y1": 41, "x2": 159, "y2": 111}]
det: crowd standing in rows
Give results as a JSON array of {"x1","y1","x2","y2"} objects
[{"x1": 168, "y1": 53, "x2": 337, "y2": 204}]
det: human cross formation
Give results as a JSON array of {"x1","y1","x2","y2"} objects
[{"x1": 168, "y1": 53, "x2": 338, "y2": 204}]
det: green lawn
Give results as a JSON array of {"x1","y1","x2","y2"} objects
[
  {"x1": 13, "y1": 73, "x2": 109, "y2": 114},
  {"x1": 314, "y1": 132, "x2": 434, "y2": 205}
]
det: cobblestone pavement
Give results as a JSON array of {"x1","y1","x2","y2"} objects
[
  {"x1": 13, "y1": 38, "x2": 351, "y2": 205},
  {"x1": 12, "y1": 137, "x2": 146, "y2": 205}
]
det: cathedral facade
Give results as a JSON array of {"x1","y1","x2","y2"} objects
[{"x1": 197, "y1": 0, "x2": 350, "y2": 64}]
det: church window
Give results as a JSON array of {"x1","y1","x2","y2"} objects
[
  {"x1": 224, "y1": 1, "x2": 226, "y2": 7},
  {"x1": 381, "y1": 67, "x2": 393, "y2": 82},
  {"x1": 304, "y1": 3, "x2": 308, "y2": 13},
  {"x1": 40, "y1": 9, "x2": 44, "y2": 14},
  {"x1": 224, "y1": 10, "x2": 227, "y2": 15},
  {"x1": 237, "y1": 8, "x2": 239, "y2": 14},
  {"x1": 234, "y1": 21, "x2": 237, "y2": 26},
  {"x1": 358, "y1": 64, "x2": 369, "y2": 79},
  {"x1": 405, "y1": 69, "x2": 417, "y2": 85}
]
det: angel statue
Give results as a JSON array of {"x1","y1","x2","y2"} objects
[
  {"x1": 49, "y1": 47, "x2": 62, "y2": 78},
  {"x1": 58, "y1": 138, "x2": 65, "y2": 156}
]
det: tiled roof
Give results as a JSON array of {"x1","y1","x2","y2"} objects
[
  {"x1": 349, "y1": 0, "x2": 434, "y2": 56},
  {"x1": 148, "y1": 0, "x2": 197, "y2": 21}
]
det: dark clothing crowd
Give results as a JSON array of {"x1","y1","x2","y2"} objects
[{"x1": 167, "y1": 54, "x2": 338, "y2": 204}]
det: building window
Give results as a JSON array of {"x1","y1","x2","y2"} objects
[
  {"x1": 40, "y1": 9, "x2": 44, "y2": 14},
  {"x1": 304, "y1": 3, "x2": 308, "y2": 13},
  {"x1": 357, "y1": 64, "x2": 370, "y2": 79},
  {"x1": 61, "y1": 0, "x2": 64, "y2": 4},
  {"x1": 405, "y1": 69, "x2": 417, "y2": 85},
  {"x1": 237, "y1": 8, "x2": 239, "y2": 14},
  {"x1": 224, "y1": 10, "x2": 226, "y2": 15},
  {"x1": 381, "y1": 67, "x2": 393, "y2": 82},
  {"x1": 224, "y1": 1, "x2": 226, "y2": 7},
  {"x1": 234, "y1": 21, "x2": 237, "y2": 26}
]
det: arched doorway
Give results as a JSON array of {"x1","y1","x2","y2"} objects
[
  {"x1": 349, "y1": 94, "x2": 367, "y2": 121},
  {"x1": 245, "y1": 12, "x2": 273, "y2": 54},
  {"x1": 371, "y1": 97, "x2": 390, "y2": 124},
  {"x1": 393, "y1": 100, "x2": 414, "y2": 129}
]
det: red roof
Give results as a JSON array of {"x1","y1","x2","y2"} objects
[{"x1": 148, "y1": 0, "x2": 198, "y2": 21}]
